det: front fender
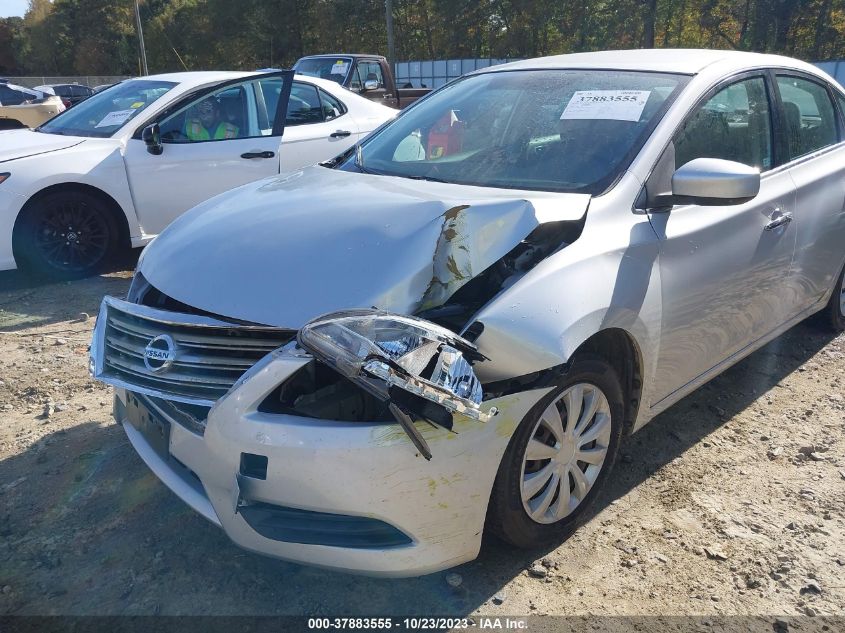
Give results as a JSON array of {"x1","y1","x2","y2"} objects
[
  {"x1": 471, "y1": 198, "x2": 663, "y2": 430},
  {"x1": 4, "y1": 139, "x2": 142, "y2": 240}
]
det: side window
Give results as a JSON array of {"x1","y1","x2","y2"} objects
[
  {"x1": 319, "y1": 89, "x2": 346, "y2": 121},
  {"x1": 674, "y1": 77, "x2": 772, "y2": 171},
  {"x1": 286, "y1": 82, "x2": 323, "y2": 125},
  {"x1": 361, "y1": 62, "x2": 385, "y2": 88},
  {"x1": 777, "y1": 75, "x2": 839, "y2": 159},
  {"x1": 349, "y1": 65, "x2": 363, "y2": 91},
  {"x1": 72, "y1": 85, "x2": 93, "y2": 98},
  {"x1": 158, "y1": 79, "x2": 258, "y2": 143},
  {"x1": 255, "y1": 77, "x2": 283, "y2": 133}
]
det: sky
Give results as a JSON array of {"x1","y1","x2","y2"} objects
[{"x1": 0, "y1": 0, "x2": 29, "y2": 19}]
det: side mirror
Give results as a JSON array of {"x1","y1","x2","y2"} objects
[
  {"x1": 363, "y1": 79, "x2": 379, "y2": 91},
  {"x1": 671, "y1": 158, "x2": 760, "y2": 206},
  {"x1": 141, "y1": 124, "x2": 162, "y2": 156}
]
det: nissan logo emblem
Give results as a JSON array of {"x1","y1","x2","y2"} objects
[{"x1": 143, "y1": 334, "x2": 177, "y2": 373}]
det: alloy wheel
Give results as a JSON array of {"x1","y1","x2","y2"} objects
[
  {"x1": 519, "y1": 383, "x2": 612, "y2": 524},
  {"x1": 34, "y1": 199, "x2": 110, "y2": 273}
]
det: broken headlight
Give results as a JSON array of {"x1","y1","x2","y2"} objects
[{"x1": 297, "y1": 309, "x2": 493, "y2": 424}]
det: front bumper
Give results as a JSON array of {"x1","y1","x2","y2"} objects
[
  {"x1": 110, "y1": 343, "x2": 548, "y2": 576},
  {"x1": 0, "y1": 187, "x2": 26, "y2": 271}
]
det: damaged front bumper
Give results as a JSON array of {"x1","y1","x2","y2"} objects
[{"x1": 91, "y1": 297, "x2": 549, "y2": 575}]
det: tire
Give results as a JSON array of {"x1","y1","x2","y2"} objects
[
  {"x1": 487, "y1": 355, "x2": 625, "y2": 548},
  {"x1": 14, "y1": 190, "x2": 119, "y2": 280},
  {"x1": 824, "y1": 261, "x2": 845, "y2": 332}
]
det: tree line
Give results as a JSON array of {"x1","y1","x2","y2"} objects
[{"x1": 0, "y1": 0, "x2": 843, "y2": 77}]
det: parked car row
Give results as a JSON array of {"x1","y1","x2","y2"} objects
[
  {"x1": 0, "y1": 80, "x2": 65, "y2": 129},
  {"x1": 34, "y1": 82, "x2": 96, "y2": 108},
  {"x1": 78, "y1": 50, "x2": 844, "y2": 576},
  {"x1": 0, "y1": 79, "x2": 97, "y2": 130}
]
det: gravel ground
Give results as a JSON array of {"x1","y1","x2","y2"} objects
[{"x1": 0, "y1": 268, "x2": 843, "y2": 622}]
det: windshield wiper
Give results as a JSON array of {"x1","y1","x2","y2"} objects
[
  {"x1": 404, "y1": 174, "x2": 449, "y2": 183},
  {"x1": 355, "y1": 143, "x2": 369, "y2": 173},
  {"x1": 353, "y1": 144, "x2": 383, "y2": 176}
]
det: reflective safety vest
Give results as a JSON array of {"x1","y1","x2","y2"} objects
[{"x1": 185, "y1": 119, "x2": 239, "y2": 141}]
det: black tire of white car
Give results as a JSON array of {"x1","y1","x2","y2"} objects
[
  {"x1": 15, "y1": 191, "x2": 118, "y2": 280},
  {"x1": 826, "y1": 261, "x2": 845, "y2": 332},
  {"x1": 487, "y1": 355, "x2": 625, "y2": 549}
]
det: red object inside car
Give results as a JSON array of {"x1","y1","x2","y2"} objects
[{"x1": 427, "y1": 110, "x2": 464, "y2": 159}]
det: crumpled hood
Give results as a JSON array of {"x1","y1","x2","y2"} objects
[
  {"x1": 140, "y1": 166, "x2": 590, "y2": 328},
  {"x1": 0, "y1": 129, "x2": 85, "y2": 163}
]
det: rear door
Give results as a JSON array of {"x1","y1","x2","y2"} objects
[
  {"x1": 774, "y1": 73, "x2": 845, "y2": 311},
  {"x1": 123, "y1": 71, "x2": 293, "y2": 235},
  {"x1": 279, "y1": 80, "x2": 360, "y2": 171},
  {"x1": 649, "y1": 73, "x2": 798, "y2": 405}
]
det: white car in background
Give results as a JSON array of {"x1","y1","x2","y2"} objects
[{"x1": 0, "y1": 70, "x2": 395, "y2": 278}]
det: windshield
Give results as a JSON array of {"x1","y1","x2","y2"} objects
[
  {"x1": 38, "y1": 79, "x2": 176, "y2": 138},
  {"x1": 294, "y1": 57, "x2": 352, "y2": 85},
  {"x1": 353, "y1": 69, "x2": 688, "y2": 194}
]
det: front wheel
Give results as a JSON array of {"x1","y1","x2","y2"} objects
[
  {"x1": 487, "y1": 356, "x2": 625, "y2": 548},
  {"x1": 14, "y1": 190, "x2": 119, "y2": 279}
]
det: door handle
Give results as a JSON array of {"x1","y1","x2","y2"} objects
[
  {"x1": 764, "y1": 211, "x2": 793, "y2": 231},
  {"x1": 240, "y1": 151, "x2": 275, "y2": 159},
  {"x1": 330, "y1": 130, "x2": 352, "y2": 138}
]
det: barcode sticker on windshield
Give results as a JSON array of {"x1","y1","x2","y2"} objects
[
  {"x1": 560, "y1": 90, "x2": 651, "y2": 122},
  {"x1": 331, "y1": 61, "x2": 349, "y2": 75},
  {"x1": 94, "y1": 109, "x2": 135, "y2": 128}
]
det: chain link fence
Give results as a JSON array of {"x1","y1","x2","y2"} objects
[
  {"x1": 3, "y1": 76, "x2": 130, "y2": 89},
  {"x1": 4, "y1": 60, "x2": 842, "y2": 92}
]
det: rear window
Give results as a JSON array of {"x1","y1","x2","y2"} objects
[{"x1": 294, "y1": 57, "x2": 352, "y2": 86}]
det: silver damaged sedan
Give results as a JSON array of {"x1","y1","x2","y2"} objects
[{"x1": 90, "y1": 49, "x2": 845, "y2": 576}]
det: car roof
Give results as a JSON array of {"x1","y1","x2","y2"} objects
[
  {"x1": 5, "y1": 82, "x2": 40, "y2": 93},
  {"x1": 138, "y1": 69, "x2": 367, "y2": 94},
  {"x1": 488, "y1": 49, "x2": 823, "y2": 77},
  {"x1": 298, "y1": 54, "x2": 385, "y2": 61},
  {"x1": 142, "y1": 71, "x2": 254, "y2": 86}
]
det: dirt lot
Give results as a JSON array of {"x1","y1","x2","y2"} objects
[{"x1": 0, "y1": 266, "x2": 843, "y2": 622}]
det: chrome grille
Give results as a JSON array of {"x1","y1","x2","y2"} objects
[{"x1": 92, "y1": 296, "x2": 294, "y2": 406}]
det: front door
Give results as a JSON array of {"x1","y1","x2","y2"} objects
[
  {"x1": 124, "y1": 72, "x2": 292, "y2": 235},
  {"x1": 649, "y1": 74, "x2": 797, "y2": 405}
]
